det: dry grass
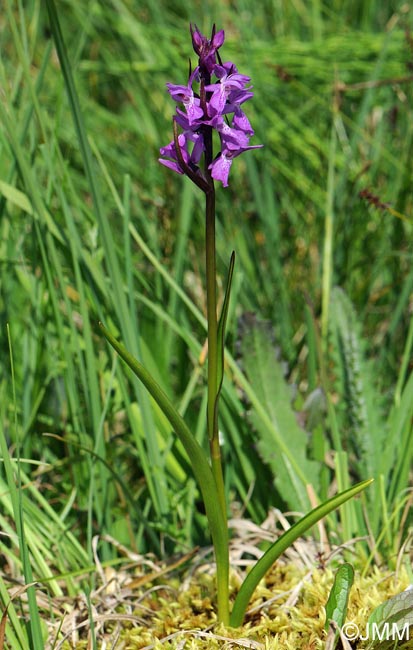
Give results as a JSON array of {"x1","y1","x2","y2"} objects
[{"x1": 3, "y1": 512, "x2": 410, "y2": 649}]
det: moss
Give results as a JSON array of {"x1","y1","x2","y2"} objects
[
  {"x1": 50, "y1": 540, "x2": 411, "y2": 649},
  {"x1": 56, "y1": 561, "x2": 409, "y2": 649}
]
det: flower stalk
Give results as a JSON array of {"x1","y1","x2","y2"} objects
[
  {"x1": 162, "y1": 25, "x2": 263, "y2": 621},
  {"x1": 205, "y1": 186, "x2": 225, "y2": 497},
  {"x1": 100, "y1": 23, "x2": 372, "y2": 628}
]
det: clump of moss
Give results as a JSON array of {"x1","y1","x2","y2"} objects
[
  {"x1": 93, "y1": 560, "x2": 409, "y2": 650},
  {"x1": 49, "y1": 528, "x2": 411, "y2": 650}
]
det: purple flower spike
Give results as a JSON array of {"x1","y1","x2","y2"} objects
[{"x1": 159, "y1": 24, "x2": 262, "y2": 188}]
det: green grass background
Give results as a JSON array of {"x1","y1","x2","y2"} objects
[{"x1": 0, "y1": 0, "x2": 412, "y2": 643}]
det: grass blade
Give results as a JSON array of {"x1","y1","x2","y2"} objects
[{"x1": 0, "y1": 329, "x2": 44, "y2": 649}]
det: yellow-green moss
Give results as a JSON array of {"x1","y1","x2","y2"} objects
[{"x1": 55, "y1": 560, "x2": 410, "y2": 649}]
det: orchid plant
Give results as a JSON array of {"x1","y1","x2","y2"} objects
[{"x1": 100, "y1": 24, "x2": 372, "y2": 628}]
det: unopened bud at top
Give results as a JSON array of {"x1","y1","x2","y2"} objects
[{"x1": 190, "y1": 23, "x2": 225, "y2": 75}]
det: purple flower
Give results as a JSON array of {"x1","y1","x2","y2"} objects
[
  {"x1": 209, "y1": 144, "x2": 263, "y2": 187},
  {"x1": 224, "y1": 88, "x2": 254, "y2": 111},
  {"x1": 213, "y1": 116, "x2": 251, "y2": 150},
  {"x1": 166, "y1": 69, "x2": 204, "y2": 126},
  {"x1": 231, "y1": 108, "x2": 254, "y2": 135},
  {"x1": 159, "y1": 131, "x2": 204, "y2": 174},
  {"x1": 205, "y1": 64, "x2": 252, "y2": 116},
  {"x1": 159, "y1": 134, "x2": 188, "y2": 175}
]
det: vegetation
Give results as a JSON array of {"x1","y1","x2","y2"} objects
[{"x1": 0, "y1": 0, "x2": 412, "y2": 647}]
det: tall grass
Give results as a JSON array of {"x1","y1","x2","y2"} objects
[{"x1": 0, "y1": 0, "x2": 412, "y2": 643}]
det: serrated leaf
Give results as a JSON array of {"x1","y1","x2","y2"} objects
[
  {"x1": 324, "y1": 563, "x2": 355, "y2": 646},
  {"x1": 329, "y1": 288, "x2": 386, "y2": 480},
  {"x1": 239, "y1": 315, "x2": 320, "y2": 510}
]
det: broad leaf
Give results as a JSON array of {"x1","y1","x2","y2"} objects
[
  {"x1": 324, "y1": 563, "x2": 355, "y2": 650},
  {"x1": 238, "y1": 315, "x2": 320, "y2": 510},
  {"x1": 329, "y1": 288, "x2": 386, "y2": 481},
  {"x1": 365, "y1": 588, "x2": 413, "y2": 650},
  {"x1": 325, "y1": 563, "x2": 355, "y2": 631}
]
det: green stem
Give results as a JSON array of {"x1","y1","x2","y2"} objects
[
  {"x1": 205, "y1": 188, "x2": 226, "y2": 513},
  {"x1": 206, "y1": 188, "x2": 218, "y2": 441},
  {"x1": 205, "y1": 184, "x2": 229, "y2": 623}
]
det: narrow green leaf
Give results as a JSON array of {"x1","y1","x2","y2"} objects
[
  {"x1": 324, "y1": 563, "x2": 355, "y2": 644},
  {"x1": 230, "y1": 479, "x2": 373, "y2": 627},
  {"x1": 2, "y1": 328, "x2": 44, "y2": 649},
  {"x1": 0, "y1": 181, "x2": 33, "y2": 215},
  {"x1": 46, "y1": 0, "x2": 169, "y2": 517},
  {"x1": 99, "y1": 322, "x2": 230, "y2": 624},
  {"x1": 0, "y1": 101, "x2": 65, "y2": 245}
]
